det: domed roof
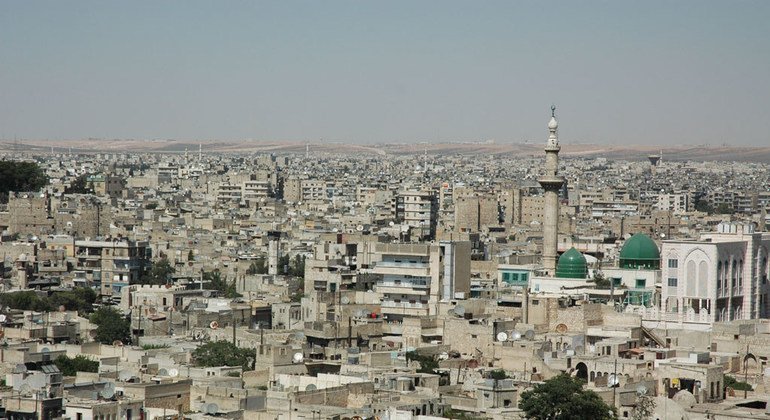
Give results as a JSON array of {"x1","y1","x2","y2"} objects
[
  {"x1": 555, "y1": 247, "x2": 588, "y2": 279},
  {"x1": 619, "y1": 233, "x2": 660, "y2": 269},
  {"x1": 548, "y1": 116, "x2": 558, "y2": 130}
]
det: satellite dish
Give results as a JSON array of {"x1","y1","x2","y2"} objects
[
  {"x1": 389, "y1": 221, "x2": 395, "y2": 226},
  {"x1": 118, "y1": 370, "x2": 133, "y2": 381},
  {"x1": 438, "y1": 352, "x2": 449, "y2": 361},
  {"x1": 292, "y1": 352, "x2": 304, "y2": 363},
  {"x1": 41, "y1": 347, "x2": 50, "y2": 353},
  {"x1": 158, "y1": 368, "x2": 169, "y2": 376},
  {"x1": 112, "y1": 340, "x2": 124, "y2": 347},
  {"x1": 496, "y1": 332, "x2": 509, "y2": 342},
  {"x1": 453, "y1": 306, "x2": 466, "y2": 317},
  {"x1": 100, "y1": 382, "x2": 116, "y2": 399},
  {"x1": 524, "y1": 330, "x2": 535, "y2": 340},
  {"x1": 210, "y1": 321, "x2": 219, "y2": 329},
  {"x1": 356, "y1": 225, "x2": 364, "y2": 231},
  {"x1": 89, "y1": 330, "x2": 98, "y2": 339},
  {"x1": 149, "y1": 307, "x2": 157, "y2": 315},
  {"x1": 305, "y1": 384, "x2": 317, "y2": 391},
  {"x1": 341, "y1": 296, "x2": 350, "y2": 305},
  {"x1": 203, "y1": 403, "x2": 219, "y2": 414},
  {"x1": 607, "y1": 374, "x2": 619, "y2": 387},
  {"x1": 293, "y1": 332, "x2": 306, "y2": 342},
  {"x1": 0, "y1": 314, "x2": 6, "y2": 323},
  {"x1": 14, "y1": 364, "x2": 27, "y2": 374},
  {"x1": 511, "y1": 331, "x2": 522, "y2": 341},
  {"x1": 555, "y1": 324, "x2": 568, "y2": 334},
  {"x1": 589, "y1": 344, "x2": 597, "y2": 354},
  {"x1": 202, "y1": 290, "x2": 212, "y2": 298},
  {"x1": 19, "y1": 383, "x2": 33, "y2": 396},
  {"x1": 636, "y1": 385, "x2": 648, "y2": 396},
  {"x1": 356, "y1": 310, "x2": 367, "y2": 318},
  {"x1": 168, "y1": 368, "x2": 179, "y2": 377}
]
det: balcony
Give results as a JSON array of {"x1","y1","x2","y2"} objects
[{"x1": 376, "y1": 286, "x2": 428, "y2": 296}]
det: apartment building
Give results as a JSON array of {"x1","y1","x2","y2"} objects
[
  {"x1": 395, "y1": 190, "x2": 438, "y2": 241},
  {"x1": 73, "y1": 238, "x2": 150, "y2": 300}
]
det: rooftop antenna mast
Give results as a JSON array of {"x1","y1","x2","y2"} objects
[{"x1": 199, "y1": 143, "x2": 202, "y2": 161}]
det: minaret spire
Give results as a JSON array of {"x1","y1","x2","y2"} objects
[{"x1": 538, "y1": 106, "x2": 565, "y2": 276}]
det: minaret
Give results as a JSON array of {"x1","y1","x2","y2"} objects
[{"x1": 538, "y1": 106, "x2": 565, "y2": 276}]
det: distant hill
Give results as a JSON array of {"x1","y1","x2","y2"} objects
[{"x1": 3, "y1": 139, "x2": 770, "y2": 163}]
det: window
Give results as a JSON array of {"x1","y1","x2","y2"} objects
[
  {"x1": 668, "y1": 259, "x2": 678, "y2": 268},
  {"x1": 612, "y1": 278, "x2": 622, "y2": 287},
  {"x1": 636, "y1": 279, "x2": 646, "y2": 289},
  {"x1": 668, "y1": 278, "x2": 678, "y2": 287}
]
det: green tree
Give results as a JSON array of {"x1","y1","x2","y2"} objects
[
  {"x1": 278, "y1": 254, "x2": 290, "y2": 275},
  {"x1": 54, "y1": 354, "x2": 99, "y2": 376},
  {"x1": 488, "y1": 369, "x2": 510, "y2": 380},
  {"x1": 192, "y1": 341, "x2": 254, "y2": 370},
  {"x1": 632, "y1": 393, "x2": 656, "y2": 420},
  {"x1": 188, "y1": 250, "x2": 195, "y2": 262},
  {"x1": 592, "y1": 271, "x2": 611, "y2": 289},
  {"x1": 716, "y1": 203, "x2": 733, "y2": 214},
  {"x1": 0, "y1": 160, "x2": 49, "y2": 203},
  {"x1": 90, "y1": 307, "x2": 131, "y2": 345},
  {"x1": 246, "y1": 257, "x2": 268, "y2": 275},
  {"x1": 519, "y1": 374, "x2": 616, "y2": 420},
  {"x1": 289, "y1": 254, "x2": 306, "y2": 278},
  {"x1": 406, "y1": 351, "x2": 439, "y2": 374},
  {"x1": 724, "y1": 375, "x2": 753, "y2": 392},
  {"x1": 204, "y1": 270, "x2": 241, "y2": 298},
  {"x1": 140, "y1": 258, "x2": 175, "y2": 285},
  {"x1": 64, "y1": 174, "x2": 92, "y2": 194}
]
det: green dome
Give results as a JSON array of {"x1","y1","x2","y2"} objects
[
  {"x1": 619, "y1": 233, "x2": 660, "y2": 269},
  {"x1": 555, "y1": 247, "x2": 588, "y2": 279}
]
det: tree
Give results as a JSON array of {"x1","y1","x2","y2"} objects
[
  {"x1": 406, "y1": 351, "x2": 439, "y2": 374},
  {"x1": 0, "y1": 160, "x2": 49, "y2": 203},
  {"x1": 204, "y1": 270, "x2": 241, "y2": 298},
  {"x1": 188, "y1": 250, "x2": 195, "y2": 262},
  {"x1": 54, "y1": 355, "x2": 99, "y2": 376},
  {"x1": 488, "y1": 369, "x2": 510, "y2": 380},
  {"x1": 724, "y1": 375, "x2": 752, "y2": 392},
  {"x1": 289, "y1": 254, "x2": 306, "y2": 278},
  {"x1": 592, "y1": 271, "x2": 611, "y2": 289},
  {"x1": 278, "y1": 254, "x2": 290, "y2": 275},
  {"x1": 90, "y1": 306, "x2": 131, "y2": 345},
  {"x1": 140, "y1": 258, "x2": 175, "y2": 285},
  {"x1": 64, "y1": 174, "x2": 92, "y2": 194},
  {"x1": 246, "y1": 257, "x2": 267, "y2": 275},
  {"x1": 0, "y1": 288, "x2": 97, "y2": 314},
  {"x1": 632, "y1": 393, "x2": 656, "y2": 420},
  {"x1": 519, "y1": 374, "x2": 616, "y2": 420},
  {"x1": 192, "y1": 341, "x2": 254, "y2": 370}
]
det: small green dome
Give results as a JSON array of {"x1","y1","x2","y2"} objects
[
  {"x1": 555, "y1": 247, "x2": 588, "y2": 279},
  {"x1": 619, "y1": 233, "x2": 660, "y2": 269}
]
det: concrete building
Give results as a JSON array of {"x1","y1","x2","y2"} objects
[
  {"x1": 370, "y1": 241, "x2": 471, "y2": 322},
  {"x1": 74, "y1": 238, "x2": 150, "y2": 300},
  {"x1": 395, "y1": 190, "x2": 438, "y2": 241},
  {"x1": 659, "y1": 222, "x2": 770, "y2": 326}
]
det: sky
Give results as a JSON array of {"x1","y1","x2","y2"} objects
[{"x1": 1, "y1": 1, "x2": 769, "y2": 146}]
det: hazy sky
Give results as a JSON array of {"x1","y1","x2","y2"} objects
[{"x1": 2, "y1": 1, "x2": 769, "y2": 145}]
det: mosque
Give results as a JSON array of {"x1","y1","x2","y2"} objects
[{"x1": 531, "y1": 108, "x2": 770, "y2": 330}]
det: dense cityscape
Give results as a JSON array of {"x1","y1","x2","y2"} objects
[{"x1": 0, "y1": 110, "x2": 769, "y2": 419}]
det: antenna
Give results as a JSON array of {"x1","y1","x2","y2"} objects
[
  {"x1": 158, "y1": 368, "x2": 169, "y2": 376},
  {"x1": 292, "y1": 352, "x2": 304, "y2": 364},
  {"x1": 305, "y1": 384, "x2": 317, "y2": 391},
  {"x1": 496, "y1": 332, "x2": 508, "y2": 342},
  {"x1": 168, "y1": 368, "x2": 179, "y2": 378},
  {"x1": 524, "y1": 330, "x2": 535, "y2": 340},
  {"x1": 511, "y1": 331, "x2": 522, "y2": 341},
  {"x1": 210, "y1": 321, "x2": 219, "y2": 329}
]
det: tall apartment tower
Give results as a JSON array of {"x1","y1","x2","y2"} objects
[{"x1": 538, "y1": 106, "x2": 564, "y2": 276}]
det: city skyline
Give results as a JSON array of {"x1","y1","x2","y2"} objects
[{"x1": 2, "y1": 1, "x2": 769, "y2": 145}]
